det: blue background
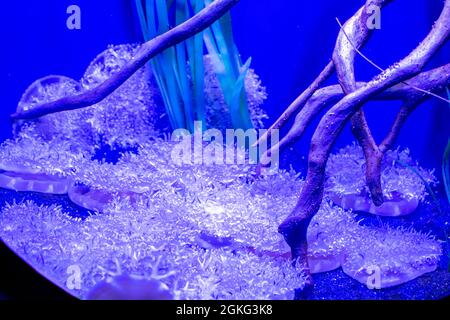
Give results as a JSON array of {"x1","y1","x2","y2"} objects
[{"x1": 0, "y1": 0, "x2": 448, "y2": 171}]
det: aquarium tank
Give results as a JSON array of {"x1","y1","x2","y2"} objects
[{"x1": 0, "y1": 0, "x2": 448, "y2": 301}]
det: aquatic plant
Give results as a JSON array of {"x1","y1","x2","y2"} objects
[
  {"x1": 135, "y1": 0, "x2": 205, "y2": 131},
  {"x1": 134, "y1": 0, "x2": 260, "y2": 131},
  {"x1": 203, "y1": 55, "x2": 268, "y2": 130},
  {"x1": 201, "y1": 0, "x2": 254, "y2": 130}
]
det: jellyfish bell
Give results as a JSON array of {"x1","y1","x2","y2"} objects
[
  {"x1": 0, "y1": 169, "x2": 70, "y2": 194},
  {"x1": 68, "y1": 184, "x2": 115, "y2": 213},
  {"x1": 80, "y1": 44, "x2": 159, "y2": 148},
  {"x1": 306, "y1": 203, "x2": 442, "y2": 288},
  {"x1": 306, "y1": 213, "x2": 347, "y2": 274},
  {"x1": 86, "y1": 274, "x2": 173, "y2": 300},
  {"x1": 67, "y1": 184, "x2": 144, "y2": 212},
  {"x1": 0, "y1": 75, "x2": 85, "y2": 195},
  {"x1": 17, "y1": 75, "x2": 82, "y2": 111},
  {"x1": 81, "y1": 44, "x2": 142, "y2": 89},
  {"x1": 15, "y1": 75, "x2": 85, "y2": 140},
  {"x1": 328, "y1": 192, "x2": 419, "y2": 217},
  {"x1": 341, "y1": 243, "x2": 441, "y2": 289}
]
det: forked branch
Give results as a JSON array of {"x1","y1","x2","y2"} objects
[{"x1": 279, "y1": 0, "x2": 450, "y2": 258}]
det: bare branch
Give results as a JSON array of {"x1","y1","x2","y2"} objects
[
  {"x1": 333, "y1": 0, "x2": 449, "y2": 207},
  {"x1": 279, "y1": 0, "x2": 450, "y2": 256},
  {"x1": 260, "y1": 64, "x2": 450, "y2": 168},
  {"x1": 253, "y1": 61, "x2": 334, "y2": 147},
  {"x1": 333, "y1": 0, "x2": 392, "y2": 206},
  {"x1": 255, "y1": 1, "x2": 388, "y2": 149},
  {"x1": 11, "y1": 0, "x2": 241, "y2": 120}
]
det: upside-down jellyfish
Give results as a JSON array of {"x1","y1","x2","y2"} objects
[
  {"x1": 325, "y1": 145, "x2": 436, "y2": 217},
  {"x1": 0, "y1": 169, "x2": 70, "y2": 194},
  {"x1": 307, "y1": 202, "x2": 441, "y2": 288},
  {"x1": 86, "y1": 275, "x2": 173, "y2": 300}
]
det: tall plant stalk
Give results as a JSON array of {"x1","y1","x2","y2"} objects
[{"x1": 135, "y1": 0, "x2": 254, "y2": 132}]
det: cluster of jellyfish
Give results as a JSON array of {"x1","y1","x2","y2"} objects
[{"x1": 0, "y1": 44, "x2": 443, "y2": 299}]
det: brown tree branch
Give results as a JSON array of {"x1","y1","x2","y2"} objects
[
  {"x1": 334, "y1": 2, "x2": 449, "y2": 206},
  {"x1": 379, "y1": 62, "x2": 450, "y2": 153},
  {"x1": 333, "y1": 0, "x2": 392, "y2": 206},
  {"x1": 260, "y1": 64, "x2": 450, "y2": 167},
  {"x1": 379, "y1": 101, "x2": 419, "y2": 153},
  {"x1": 255, "y1": 1, "x2": 392, "y2": 149},
  {"x1": 279, "y1": 0, "x2": 450, "y2": 257},
  {"x1": 10, "y1": 0, "x2": 241, "y2": 120},
  {"x1": 253, "y1": 61, "x2": 335, "y2": 147},
  {"x1": 257, "y1": 1, "x2": 392, "y2": 195}
]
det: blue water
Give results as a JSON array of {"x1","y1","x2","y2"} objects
[{"x1": 0, "y1": 0, "x2": 449, "y2": 300}]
